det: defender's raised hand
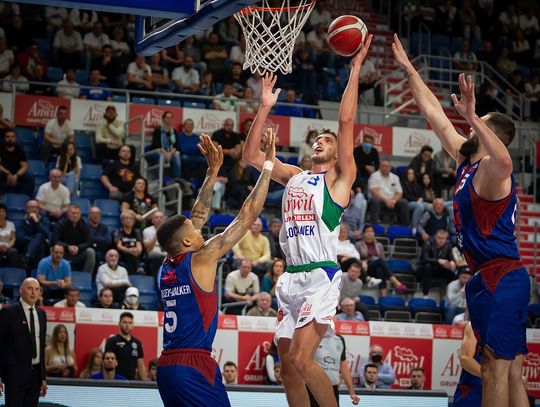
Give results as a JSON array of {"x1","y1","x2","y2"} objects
[
  {"x1": 392, "y1": 33, "x2": 414, "y2": 71},
  {"x1": 198, "y1": 133, "x2": 223, "y2": 174},
  {"x1": 262, "y1": 128, "x2": 276, "y2": 163},
  {"x1": 351, "y1": 34, "x2": 373, "y2": 69},
  {"x1": 261, "y1": 72, "x2": 282, "y2": 108},
  {"x1": 451, "y1": 73, "x2": 477, "y2": 120}
]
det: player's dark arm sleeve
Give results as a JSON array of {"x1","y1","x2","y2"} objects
[{"x1": 339, "y1": 335, "x2": 347, "y2": 362}]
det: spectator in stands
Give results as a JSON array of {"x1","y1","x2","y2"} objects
[
  {"x1": 308, "y1": 0, "x2": 332, "y2": 28},
  {"x1": 224, "y1": 62, "x2": 247, "y2": 97},
  {"x1": 202, "y1": 32, "x2": 228, "y2": 81},
  {"x1": 224, "y1": 259, "x2": 260, "y2": 314},
  {"x1": 359, "y1": 57, "x2": 382, "y2": 105},
  {"x1": 213, "y1": 83, "x2": 238, "y2": 111},
  {"x1": 512, "y1": 29, "x2": 531, "y2": 66},
  {"x1": 246, "y1": 72, "x2": 262, "y2": 100},
  {"x1": 56, "y1": 67, "x2": 80, "y2": 98},
  {"x1": 293, "y1": 49, "x2": 317, "y2": 99},
  {"x1": 433, "y1": 148, "x2": 456, "y2": 199},
  {"x1": 526, "y1": 73, "x2": 540, "y2": 122},
  {"x1": 37, "y1": 244, "x2": 72, "y2": 303},
  {"x1": 68, "y1": 7, "x2": 97, "y2": 32},
  {"x1": 160, "y1": 44, "x2": 183, "y2": 72},
  {"x1": 91, "y1": 45, "x2": 121, "y2": 88},
  {"x1": 199, "y1": 71, "x2": 216, "y2": 97},
  {"x1": 417, "y1": 229, "x2": 456, "y2": 298},
  {"x1": 0, "y1": 37, "x2": 14, "y2": 78},
  {"x1": 298, "y1": 130, "x2": 317, "y2": 161},
  {"x1": 148, "y1": 358, "x2": 158, "y2": 382},
  {"x1": 18, "y1": 199, "x2": 50, "y2": 268},
  {"x1": 36, "y1": 168, "x2": 70, "y2": 222},
  {"x1": 148, "y1": 53, "x2": 169, "y2": 91},
  {"x1": 54, "y1": 287, "x2": 86, "y2": 308},
  {"x1": 180, "y1": 36, "x2": 206, "y2": 74},
  {"x1": 306, "y1": 22, "x2": 334, "y2": 68},
  {"x1": 114, "y1": 210, "x2": 144, "y2": 275},
  {"x1": 80, "y1": 69, "x2": 112, "y2": 101},
  {"x1": 79, "y1": 348, "x2": 103, "y2": 378},
  {"x1": 340, "y1": 258, "x2": 381, "y2": 305},
  {"x1": 459, "y1": 1, "x2": 481, "y2": 40},
  {"x1": 505, "y1": 70, "x2": 527, "y2": 117},
  {"x1": 363, "y1": 364, "x2": 381, "y2": 389},
  {"x1": 356, "y1": 224, "x2": 406, "y2": 296},
  {"x1": 408, "y1": 145, "x2": 435, "y2": 184},
  {"x1": 444, "y1": 268, "x2": 471, "y2": 324},
  {"x1": 18, "y1": 43, "x2": 48, "y2": 83},
  {"x1": 95, "y1": 105, "x2": 124, "y2": 162},
  {"x1": 342, "y1": 191, "x2": 364, "y2": 241},
  {"x1": 121, "y1": 177, "x2": 157, "y2": 229},
  {"x1": 149, "y1": 111, "x2": 181, "y2": 178},
  {"x1": 264, "y1": 218, "x2": 285, "y2": 260},
  {"x1": 0, "y1": 104, "x2": 13, "y2": 134},
  {"x1": 476, "y1": 82, "x2": 499, "y2": 117},
  {"x1": 212, "y1": 118, "x2": 241, "y2": 171},
  {"x1": 433, "y1": 0, "x2": 459, "y2": 36},
  {"x1": 237, "y1": 87, "x2": 259, "y2": 114},
  {"x1": 401, "y1": 168, "x2": 428, "y2": 229},
  {"x1": 178, "y1": 118, "x2": 205, "y2": 179},
  {"x1": 83, "y1": 21, "x2": 110, "y2": 67},
  {"x1": 0, "y1": 129, "x2": 34, "y2": 196},
  {"x1": 93, "y1": 287, "x2": 119, "y2": 309},
  {"x1": 496, "y1": 47, "x2": 518, "y2": 78},
  {"x1": 408, "y1": 367, "x2": 426, "y2": 390},
  {"x1": 101, "y1": 145, "x2": 141, "y2": 201},
  {"x1": 300, "y1": 155, "x2": 313, "y2": 171},
  {"x1": 2, "y1": 63, "x2": 29, "y2": 93},
  {"x1": 87, "y1": 206, "x2": 112, "y2": 263},
  {"x1": 367, "y1": 160, "x2": 409, "y2": 225},
  {"x1": 121, "y1": 286, "x2": 146, "y2": 311},
  {"x1": 44, "y1": 323, "x2": 77, "y2": 377},
  {"x1": 519, "y1": 8, "x2": 539, "y2": 40},
  {"x1": 420, "y1": 173, "x2": 436, "y2": 204},
  {"x1": 232, "y1": 218, "x2": 271, "y2": 277},
  {"x1": 218, "y1": 16, "x2": 240, "y2": 46},
  {"x1": 273, "y1": 89, "x2": 304, "y2": 117},
  {"x1": 46, "y1": 6, "x2": 68, "y2": 32},
  {"x1": 110, "y1": 28, "x2": 131, "y2": 65},
  {"x1": 418, "y1": 198, "x2": 451, "y2": 242},
  {"x1": 229, "y1": 34, "x2": 246, "y2": 65},
  {"x1": 53, "y1": 19, "x2": 83, "y2": 69},
  {"x1": 5, "y1": 15, "x2": 32, "y2": 54},
  {"x1": 261, "y1": 258, "x2": 285, "y2": 303},
  {"x1": 353, "y1": 133, "x2": 379, "y2": 192},
  {"x1": 90, "y1": 351, "x2": 126, "y2": 380},
  {"x1": 142, "y1": 210, "x2": 166, "y2": 275},
  {"x1": 95, "y1": 248, "x2": 131, "y2": 303},
  {"x1": 105, "y1": 312, "x2": 148, "y2": 380},
  {"x1": 246, "y1": 292, "x2": 277, "y2": 317},
  {"x1": 222, "y1": 361, "x2": 238, "y2": 385},
  {"x1": 358, "y1": 345, "x2": 396, "y2": 388},
  {"x1": 127, "y1": 55, "x2": 153, "y2": 90},
  {"x1": 476, "y1": 40, "x2": 497, "y2": 68},
  {"x1": 336, "y1": 297, "x2": 367, "y2": 321},
  {"x1": 337, "y1": 223, "x2": 361, "y2": 262},
  {"x1": 54, "y1": 204, "x2": 95, "y2": 274},
  {"x1": 41, "y1": 105, "x2": 74, "y2": 165},
  {"x1": 172, "y1": 55, "x2": 200, "y2": 94},
  {"x1": 56, "y1": 141, "x2": 81, "y2": 197},
  {"x1": 220, "y1": 158, "x2": 248, "y2": 210},
  {"x1": 0, "y1": 203, "x2": 22, "y2": 268}
]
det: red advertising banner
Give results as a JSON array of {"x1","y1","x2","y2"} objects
[
  {"x1": 354, "y1": 123, "x2": 393, "y2": 155},
  {"x1": 14, "y1": 94, "x2": 71, "y2": 127},
  {"x1": 239, "y1": 113, "x2": 291, "y2": 147},
  {"x1": 236, "y1": 331, "x2": 274, "y2": 385},
  {"x1": 128, "y1": 104, "x2": 183, "y2": 136}
]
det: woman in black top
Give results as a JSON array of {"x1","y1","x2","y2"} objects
[
  {"x1": 226, "y1": 158, "x2": 254, "y2": 210},
  {"x1": 401, "y1": 168, "x2": 429, "y2": 228},
  {"x1": 121, "y1": 177, "x2": 157, "y2": 229}
]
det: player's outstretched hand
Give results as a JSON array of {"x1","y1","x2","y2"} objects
[
  {"x1": 262, "y1": 128, "x2": 276, "y2": 163},
  {"x1": 451, "y1": 73, "x2": 476, "y2": 120},
  {"x1": 198, "y1": 133, "x2": 223, "y2": 174},
  {"x1": 392, "y1": 33, "x2": 414, "y2": 71},
  {"x1": 261, "y1": 72, "x2": 281, "y2": 108},
  {"x1": 351, "y1": 34, "x2": 373, "y2": 68}
]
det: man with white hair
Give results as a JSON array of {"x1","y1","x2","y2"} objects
[
  {"x1": 247, "y1": 292, "x2": 277, "y2": 317},
  {"x1": 95, "y1": 249, "x2": 131, "y2": 303},
  {"x1": 36, "y1": 168, "x2": 70, "y2": 223},
  {"x1": 143, "y1": 210, "x2": 166, "y2": 275},
  {"x1": 336, "y1": 297, "x2": 367, "y2": 321}
]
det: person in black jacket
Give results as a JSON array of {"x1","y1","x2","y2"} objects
[
  {"x1": 0, "y1": 277, "x2": 47, "y2": 406},
  {"x1": 53, "y1": 204, "x2": 95, "y2": 273},
  {"x1": 408, "y1": 145, "x2": 435, "y2": 184},
  {"x1": 353, "y1": 133, "x2": 379, "y2": 192},
  {"x1": 17, "y1": 199, "x2": 51, "y2": 269},
  {"x1": 149, "y1": 111, "x2": 181, "y2": 178},
  {"x1": 416, "y1": 229, "x2": 457, "y2": 297},
  {"x1": 401, "y1": 168, "x2": 430, "y2": 229}
]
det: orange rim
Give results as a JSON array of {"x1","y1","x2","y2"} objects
[{"x1": 238, "y1": 0, "x2": 316, "y2": 14}]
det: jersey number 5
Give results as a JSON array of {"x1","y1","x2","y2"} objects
[{"x1": 164, "y1": 311, "x2": 177, "y2": 333}]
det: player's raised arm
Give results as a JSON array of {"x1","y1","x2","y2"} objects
[
  {"x1": 459, "y1": 323, "x2": 481, "y2": 378},
  {"x1": 392, "y1": 34, "x2": 466, "y2": 160},
  {"x1": 242, "y1": 73, "x2": 302, "y2": 185},
  {"x1": 451, "y1": 73, "x2": 513, "y2": 180},
  {"x1": 190, "y1": 134, "x2": 223, "y2": 229}
]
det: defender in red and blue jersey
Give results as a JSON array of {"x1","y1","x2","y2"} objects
[
  {"x1": 393, "y1": 34, "x2": 529, "y2": 407},
  {"x1": 154, "y1": 133, "x2": 275, "y2": 407}
]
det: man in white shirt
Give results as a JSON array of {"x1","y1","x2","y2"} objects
[
  {"x1": 53, "y1": 287, "x2": 86, "y2": 308},
  {"x1": 444, "y1": 268, "x2": 471, "y2": 324},
  {"x1": 171, "y1": 56, "x2": 200, "y2": 94},
  {"x1": 83, "y1": 21, "x2": 110, "y2": 62},
  {"x1": 41, "y1": 105, "x2": 74, "y2": 165},
  {"x1": 95, "y1": 249, "x2": 131, "y2": 303},
  {"x1": 56, "y1": 67, "x2": 80, "y2": 98},
  {"x1": 142, "y1": 210, "x2": 166, "y2": 275},
  {"x1": 95, "y1": 105, "x2": 125, "y2": 162},
  {"x1": 52, "y1": 20, "x2": 83, "y2": 69},
  {"x1": 308, "y1": 1, "x2": 332, "y2": 28},
  {"x1": 224, "y1": 259, "x2": 260, "y2": 315},
  {"x1": 213, "y1": 83, "x2": 238, "y2": 111},
  {"x1": 127, "y1": 55, "x2": 153, "y2": 90},
  {"x1": 367, "y1": 160, "x2": 409, "y2": 225},
  {"x1": 0, "y1": 37, "x2": 14, "y2": 78},
  {"x1": 36, "y1": 168, "x2": 70, "y2": 222}
]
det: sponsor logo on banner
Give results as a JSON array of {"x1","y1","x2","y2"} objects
[
  {"x1": 523, "y1": 343, "x2": 540, "y2": 396},
  {"x1": 183, "y1": 107, "x2": 235, "y2": 135},
  {"x1": 288, "y1": 117, "x2": 335, "y2": 147},
  {"x1": 128, "y1": 104, "x2": 183, "y2": 136},
  {"x1": 70, "y1": 100, "x2": 127, "y2": 131},
  {"x1": 239, "y1": 112, "x2": 291, "y2": 146},
  {"x1": 369, "y1": 321, "x2": 433, "y2": 338},
  {"x1": 237, "y1": 332, "x2": 274, "y2": 384},
  {"x1": 431, "y1": 335, "x2": 462, "y2": 394},
  {"x1": 82, "y1": 103, "x2": 106, "y2": 127},
  {"x1": 433, "y1": 324, "x2": 464, "y2": 339},
  {"x1": 392, "y1": 127, "x2": 442, "y2": 157},
  {"x1": 354, "y1": 123, "x2": 392, "y2": 154},
  {"x1": 14, "y1": 94, "x2": 70, "y2": 127},
  {"x1": 219, "y1": 314, "x2": 238, "y2": 330}
]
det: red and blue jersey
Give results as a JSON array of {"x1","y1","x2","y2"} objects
[
  {"x1": 158, "y1": 252, "x2": 218, "y2": 351},
  {"x1": 453, "y1": 158, "x2": 521, "y2": 272}
]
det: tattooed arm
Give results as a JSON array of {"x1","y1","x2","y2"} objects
[{"x1": 189, "y1": 133, "x2": 223, "y2": 230}]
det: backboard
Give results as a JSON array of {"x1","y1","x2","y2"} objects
[{"x1": 134, "y1": 0, "x2": 260, "y2": 56}]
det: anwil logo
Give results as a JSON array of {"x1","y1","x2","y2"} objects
[
  {"x1": 523, "y1": 353, "x2": 540, "y2": 379},
  {"x1": 83, "y1": 104, "x2": 106, "y2": 125},
  {"x1": 197, "y1": 113, "x2": 225, "y2": 133},
  {"x1": 144, "y1": 108, "x2": 165, "y2": 129},
  {"x1": 284, "y1": 187, "x2": 314, "y2": 213},
  {"x1": 388, "y1": 346, "x2": 425, "y2": 376},
  {"x1": 28, "y1": 99, "x2": 57, "y2": 118},
  {"x1": 404, "y1": 133, "x2": 432, "y2": 151}
]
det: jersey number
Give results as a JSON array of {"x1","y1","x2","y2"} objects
[{"x1": 164, "y1": 311, "x2": 177, "y2": 333}]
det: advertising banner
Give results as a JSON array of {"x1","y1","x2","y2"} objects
[
  {"x1": 42, "y1": 306, "x2": 76, "y2": 349},
  {"x1": 128, "y1": 104, "x2": 183, "y2": 136},
  {"x1": 354, "y1": 123, "x2": 393, "y2": 155},
  {"x1": 239, "y1": 113, "x2": 291, "y2": 147},
  {"x1": 70, "y1": 99, "x2": 127, "y2": 131},
  {"x1": 392, "y1": 126, "x2": 442, "y2": 157},
  {"x1": 288, "y1": 117, "x2": 337, "y2": 147},
  {"x1": 14, "y1": 94, "x2": 71, "y2": 127},
  {"x1": 431, "y1": 325, "x2": 464, "y2": 395},
  {"x1": 183, "y1": 107, "x2": 237, "y2": 135}
]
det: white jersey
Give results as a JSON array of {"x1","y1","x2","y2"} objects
[{"x1": 279, "y1": 171, "x2": 344, "y2": 271}]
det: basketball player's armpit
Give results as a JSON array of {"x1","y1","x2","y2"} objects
[{"x1": 190, "y1": 171, "x2": 217, "y2": 229}]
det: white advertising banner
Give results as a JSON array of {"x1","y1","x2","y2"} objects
[
  {"x1": 0, "y1": 92, "x2": 12, "y2": 120},
  {"x1": 288, "y1": 117, "x2": 337, "y2": 147},
  {"x1": 392, "y1": 126, "x2": 442, "y2": 157},
  {"x1": 431, "y1": 337, "x2": 462, "y2": 394},
  {"x1": 70, "y1": 99, "x2": 127, "y2": 131},
  {"x1": 183, "y1": 108, "x2": 237, "y2": 135}
]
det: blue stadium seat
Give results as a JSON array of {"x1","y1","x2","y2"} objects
[
  {"x1": 100, "y1": 216, "x2": 120, "y2": 229},
  {"x1": 94, "y1": 199, "x2": 120, "y2": 217},
  {"x1": 158, "y1": 98, "x2": 181, "y2": 107},
  {"x1": 286, "y1": 156, "x2": 299, "y2": 167},
  {"x1": 27, "y1": 159, "x2": 47, "y2": 178},
  {"x1": 408, "y1": 298, "x2": 439, "y2": 315},
  {"x1": 386, "y1": 259, "x2": 413, "y2": 274},
  {"x1": 183, "y1": 101, "x2": 206, "y2": 109},
  {"x1": 393, "y1": 166, "x2": 407, "y2": 177},
  {"x1": 75, "y1": 69, "x2": 89, "y2": 83},
  {"x1": 75, "y1": 131, "x2": 93, "y2": 150},
  {"x1": 372, "y1": 224, "x2": 385, "y2": 235},
  {"x1": 16, "y1": 127, "x2": 35, "y2": 145},
  {"x1": 182, "y1": 211, "x2": 190, "y2": 219},
  {"x1": 139, "y1": 292, "x2": 159, "y2": 310},
  {"x1": 259, "y1": 216, "x2": 267, "y2": 231},
  {"x1": 132, "y1": 96, "x2": 155, "y2": 105},
  {"x1": 9, "y1": 211, "x2": 26, "y2": 222},
  {"x1": 0, "y1": 267, "x2": 26, "y2": 290},
  {"x1": 112, "y1": 95, "x2": 127, "y2": 103},
  {"x1": 378, "y1": 295, "x2": 407, "y2": 312},
  {"x1": 209, "y1": 214, "x2": 235, "y2": 232},
  {"x1": 22, "y1": 143, "x2": 40, "y2": 160},
  {"x1": 387, "y1": 225, "x2": 413, "y2": 240},
  {"x1": 78, "y1": 149, "x2": 93, "y2": 164},
  {"x1": 47, "y1": 66, "x2": 64, "y2": 82},
  {"x1": 4, "y1": 193, "x2": 30, "y2": 212},
  {"x1": 359, "y1": 295, "x2": 376, "y2": 305},
  {"x1": 71, "y1": 197, "x2": 91, "y2": 217},
  {"x1": 70, "y1": 271, "x2": 93, "y2": 297},
  {"x1": 80, "y1": 164, "x2": 103, "y2": 181},
  {"x1": 130, "y1": 275, "x2": 156, "y2": 295},
  {"x1": 80, "y1": 180, "x2": 108, "y2": 200}
]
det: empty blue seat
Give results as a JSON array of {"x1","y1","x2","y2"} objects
[
  {"x1": 75, "y1": 131, "x2": 93, "y2": 150},
  {"x1": 112, "y1": 95, "x2": 127, "y2": 103},
  {"x1": 158, "y1": 98, "x2": 181, "y2": 107},
  {"x1": 182, "y1": 211, "x2": 191, "y2": 219},
  {"x1": 80, "y1": 180, "x2": 108, "y2": 200},
  {"x1": 209, "y1": 214, "x2": 235, "y2": 231},
  {"x1": 386, "y1": 259, "x2": 413, "y2": 273},
  {"x1": 27, "y1": 159, "x2": 47, "y2": 178},
  {"x1": 100, "y1": 216, "x2": 120, "y2": 229},
  {"x1": 378, "y1": 295, "x2": 407, "y2": 311},
  {"x1": 359, "y1": 295, "x2": 376, "y2": 305},
  {"x1": 75, "y1": 69, "x2": 89, "y2": 83},
  {"x1": 409, "y1": 298, "x2": 438, "y2": 314},
  {"x1": 16, "y1": 127, "x2": 35, "y2": 145},
  {"x1": 4, "y1": 193, "x2": 30, "y2": 212},
  {"x1": 0, "y1": 267, "x2": 26, "y2": 289},
  {"x1": 139, "y1": 292, "x2": 159, "y2": 310},
  {"x1": 71, "y1": 197, "x2": 91, "y2": 216},
  {"x1": 372, "y1": 224, "x2": 385, "y2": 235},
  {"x1": 387, "y1": 225, "x2": 413, "y2": 240},
  {"x1": 183, "y1": 101, "x2": 206, "y2": 109},
  {"x1": 78, "y1": 149, "x2": 93, "y2": 164},
  {"x1": 71, "y1": 271, "x2": 93, "y2": 293},
  {"x1": 80, "y1": 164, "x2": 103, "y2": 181},
  {"x1": 130, "y1": 275, "x2": 156, "y2": 295},
  {"x1": 94, "y1": 199, "x2": 120, "y2": 217},
  {"x1": 47, "y1": 66, "x2": 63, "y2": 82},
  {"x1": 132, "y1": 96, "x2": 154, "y2": 105}
]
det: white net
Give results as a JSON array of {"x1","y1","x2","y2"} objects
[{"x1": 234, "y1": 0, "x2": 316, "y2": 75}]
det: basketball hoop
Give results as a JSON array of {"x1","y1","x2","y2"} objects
[{"x1": 234, "y1": 0, "x2": 316, "y2": 75}]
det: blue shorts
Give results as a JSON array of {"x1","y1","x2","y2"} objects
[
  {"x1": 466, "y1": 267, "x2": 529, "y2": 359},
  {"x1": 157, "y1": 364, "x2": 231, "y2": 407},
  {"x1": 453, "y1": 384, "x2": 482, "y2": 407}
]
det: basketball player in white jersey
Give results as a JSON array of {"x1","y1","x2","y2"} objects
[{"x1": 243, "y1": 35, "x2": 373, "y2": 407}]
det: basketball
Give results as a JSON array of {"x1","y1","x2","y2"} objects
[{"x1": 327, "y1": 15, "x2": 368, "y2": 57}]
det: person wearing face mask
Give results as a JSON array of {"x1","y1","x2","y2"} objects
[
  {"x1": 357, "y1": 345, "x2": 396, "y2": 388},
  {"x1": 121, "y1": 287, "x2": 146, "y2": 311},
  {"x1": 353, "y1": 133, "x2": 380, "y2": 193}
]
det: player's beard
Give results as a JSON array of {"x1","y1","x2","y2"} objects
[
  {"x1": 459, "y1": 136, "x2": 479, "y2": 158},
  {"x1": 312, "y1": 150, "x2": 334, "y2": 164}
]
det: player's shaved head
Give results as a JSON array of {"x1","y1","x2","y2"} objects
[{"x1": 156, "y1": 215, "x2": 187, "y2": 254}]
